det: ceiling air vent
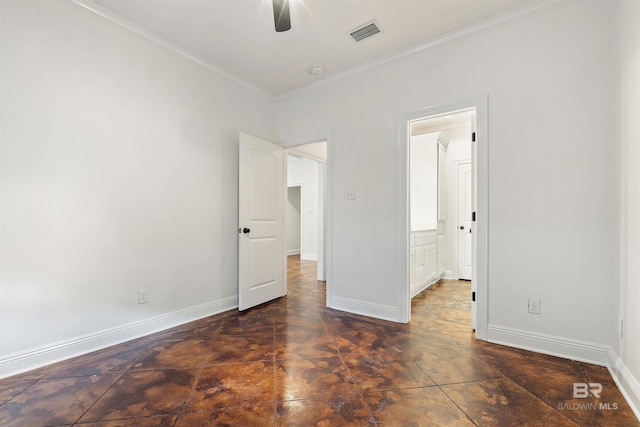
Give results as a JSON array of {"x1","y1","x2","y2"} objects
[{"x1": 350, "y1": 21, "x2": 381, "y2": 42}]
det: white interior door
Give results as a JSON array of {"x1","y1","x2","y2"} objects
[
  {"x1": 457, "y1": 162, "x2": 473, "y2": 280},
  {"x1": 238, "y1": 133, "x2": 285, "y2": 310}
]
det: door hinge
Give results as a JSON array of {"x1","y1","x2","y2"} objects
[
  {"x1": 472, "y1": 291, "x2": 476, "y2": 302},
  {"x1": 472, "y1": 211, "x2": 476, "y2": 222},
  {"x1": 472, "y1": 132, "x2": 476, "y2": 142}
]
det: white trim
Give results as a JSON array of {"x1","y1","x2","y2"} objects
[
  {"x1": 61, "y1": 0, "x2": 272, "y2": 99},
  {"x1": 287, "y1": 249, "x2": 301, "y2": 256},
  {"x1": 276, "y1": 0, "x2": 575, "y2": 101},
  {"x1": 410, "y1": 276, "x2": 441, "y2": 299},
  {"x1": 487, "y1": 324, "x2": 610, "y2": 365},
  {"x1": 331, "y1": 296, "x2": 399, "y2": 322},
  {"x1": 608, "y1": 349, "x2": 640, "y2": 421},
  {"x1": 0, "y1": 297, "x2": 237, "y2": 379}
]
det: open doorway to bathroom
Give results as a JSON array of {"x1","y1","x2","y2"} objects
[{"x1": 407, "y1": 107, "x2": 479, "y2": 330}]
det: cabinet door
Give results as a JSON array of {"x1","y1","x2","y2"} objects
[
  {"x1": 425, "y1": 240, "x2": 437, "y2": 284},
  {"x1": 437, "y1": 234, "x2": 446, "y2": 276}
]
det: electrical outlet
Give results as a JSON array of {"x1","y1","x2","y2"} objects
[
  {"x1": 345, "y1": 190, "x2": 356, "y2": 200},
  {"x1": 138, "y1": 290, "x2": 148, "y2": 304},
  {"x1": 528, "y1": 298, "x2": 540, "y2": 315}
]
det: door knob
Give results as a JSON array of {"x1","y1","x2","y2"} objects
[
  {"x1": 459, "y1": 225, "x2": 465, "y2": 230},
  {"x1": 243, "y1": 228, "x2": 251, "y2": 234}
]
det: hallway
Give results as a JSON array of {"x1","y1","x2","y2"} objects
[{"x1": 0, "y1": 256, "x2": 636, "y2": 425}]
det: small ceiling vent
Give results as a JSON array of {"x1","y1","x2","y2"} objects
[{"x1": 349, "y1": 21, "x2": 381, "y2": 42}]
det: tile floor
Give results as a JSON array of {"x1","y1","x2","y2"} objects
[{"x1": 0, "y1": 255, "x2": 638, "y2": 426}]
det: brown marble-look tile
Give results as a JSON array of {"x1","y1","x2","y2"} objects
[
  {"x1": 74, "y1": 414, "x2": 177, "y2": 426},
  {"x1": 274, "y1": 313, "x2": 326, "y2": 333},
  {"x1": 465, "y1": 341, "x2": 586, "y2": 378},
  {"x1": 409, "y1": 345, "x2": 504, "y2": 385},
  {"x1": 342, "y1": 347, "x2": 434, "y2": 392},
  {"x1": 508, "y1": 369, "x2": 622, "y2": 426},
  {"x1": 276, "y1": 356, "x2": 358, "y2": 401},
  {"x1": 131, "y1": 340, "x2": 212, "y2": 370},
  {"x1": 0, "y1": 377, "x2": 37, "y2": 405},
  {"x1": 209, "y1": 332, "x2": 275, "y2": 363},
  {"x1": 443, "y1": 377, "x2": 579, "y2": 426},
  {"x1": 144, "y1": 319, "x2": 222, "y2": 342},
  {"x1": 0, "y1": 258, "x2": 637, "y2": 426},
  {"x1": 222, "y1": 311, "x2": 274, "y2": 334},
  {"x1": 276, "y1": 329, "x2": 339, "y2": 360},
  {"x1": 183, "y1": 361, "x2": 275, "y2": 412},
  {"x1": 0, "y1": 374, "x2": 120, "y2": 427},
  {"x1": 276, "y1": 394, "x2": 376, "y2": 426},
  {"x1": 0, "y1": 365, "x2": 53, "y2": 383},
  {"x1": 175, "y1": 404, "x2": 276, "y2": 427},
  {"x1": 364, "y1": 387, "x2": 475, "y2": 426},
  {"x1": 332, "y1": 325, "x2": 391, "y2": 355},
  {"x1": 79, "y1": 369, "x2": 197, "y2": 422},
  {"x1": 383, "y1": 326, "x2": 461, "y2": 350},
  {"x1": 46, "y1": 341, "x2": 150, "y2": 378},
  {"x1": 415, "y1": 306, "x2": 472, "y2": 323},
  {"x1": 581, "y1": 363, "x2": 640, "y2": 425}
]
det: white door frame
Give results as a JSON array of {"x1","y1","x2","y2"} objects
[
  {"x1": 281, "y1": 134, "x2": 333, "y2": 306},
  {"x1": 398, "y1": 95, "x2": 488, "y2": 340}
]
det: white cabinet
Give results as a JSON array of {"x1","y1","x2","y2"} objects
[
  {"x1": 410, "y1": 230, "x2": 439, "y2": 298},
  {"x1": 437, "y1": 234, "x2": 446, "y2": 276}
]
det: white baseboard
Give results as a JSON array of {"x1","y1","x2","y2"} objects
[
  {"x1": 608, "y1": 348, "x2": 640, "y2": 421},
  {"x1": 301, "y1": 253, "x2": 317, "y2": 261},
  {"x1": 487, "y1": 325, "x2": 640, "y2": 422},
  {"x1": 330, "y1": 296, "x2": 400, "y2": 323},
  {"x1": 443, "y1": 270, "x2": 454, "y2": 279},
  {"x1": 287, "y1": 249, "x2": 300, "y2": 256},
  {"x1": 487, "y1": 324, "x2": 610, "y2": 365},
  {"x1": 410, "y1": 275, "x2": 443, "y2": 299},
  {"x1": 0, "y1": 296, "x2": 237, "y2": 379}
]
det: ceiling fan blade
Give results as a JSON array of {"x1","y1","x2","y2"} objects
[{"x1": 272, "y1": 0, "x2": 291, "y2": 32}]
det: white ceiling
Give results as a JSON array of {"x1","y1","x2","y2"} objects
[{"x1": 86, "y1": 0, "x2": 538, "y2": 96}]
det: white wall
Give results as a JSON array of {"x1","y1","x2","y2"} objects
[
  {"x1": 287, "y1": 156, "x2": 319, "y2": 260},
  {"x1": 0, "y1": 0, "x2": 275, "y2": 374},
  {"x1": 286, "y1": 186, "x2": 302, "y2": 254},
  {"x1": 276, "y1": 0, "x2": 617, "y2": 348},
  {"x1": 615, "y1": 0, "x2": 640, "y2": 414}
]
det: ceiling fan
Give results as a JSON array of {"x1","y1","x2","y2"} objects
[{"x1": 272, "y1": 0, "x2": 291, "y2": 32}]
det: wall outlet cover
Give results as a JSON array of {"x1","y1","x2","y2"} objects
[{"x1": 528, "y1": 298, "x2": 540, "y2": 315}]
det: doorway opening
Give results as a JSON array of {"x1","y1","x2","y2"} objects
[
  {"x1": 399, "y1": 96, "x2": 488, "y2": 339},
  {"x1": 285, "y1": 141, "x2": 328, "y2": 299}
]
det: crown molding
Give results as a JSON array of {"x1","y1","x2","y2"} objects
[
  {"x1": 276, "y1": 0, "x2": 577, "y2": 101},
  {"x1": 60, "y1": 0, "x2": 274, "y2": 100}
]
